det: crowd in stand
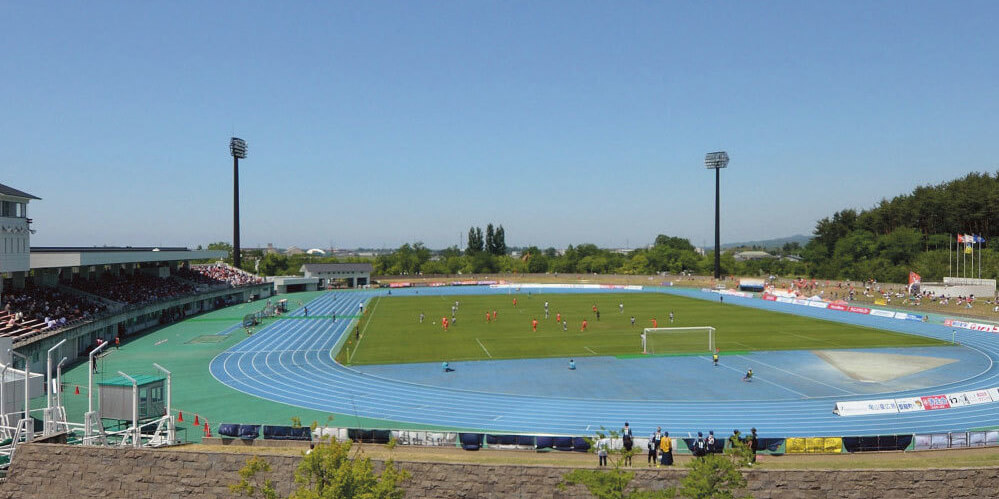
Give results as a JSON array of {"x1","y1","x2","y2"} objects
[
  {"x1": 771, "y1": 277, "x2": 999, "y2": 312},
  {"x1": 184, "y1": 264, "x2": 264, "y2": 287},
  {"x1": 70, "y1": 273, "x2": 195, "y2": 305},
  {"x1": 1, "y1": 286, "x2": 107, "y2": 334}
]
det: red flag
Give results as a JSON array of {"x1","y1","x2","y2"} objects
[
  {"x1": 908, "y1": 272, "x2": 921, "y2": 285},
  {"x1": 957, "y1": 234, "x2": 964, "y2": 243}
]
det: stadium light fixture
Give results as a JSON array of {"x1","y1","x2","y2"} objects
[
  {"x1": 230, "y1": 137, "x2": 248, "y2": 268},
  {"x1": 705, "y1": 151, "x2": 729, "y2": 280}
]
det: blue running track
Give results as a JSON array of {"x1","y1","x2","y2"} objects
[{"x1": 210, "y1": 287, "x2": 999, "y2": 437}]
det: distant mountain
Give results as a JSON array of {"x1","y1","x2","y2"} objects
[{"x1": 722, "y1": 234, "x2": 811, "y2": 250}]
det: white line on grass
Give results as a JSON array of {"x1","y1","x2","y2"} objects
[
  {"x1": 584, "y1": 346, "x2": 597, "y2": 355},
  {"x1": 348, "y1": 296, "x2": 380, "y2": 363},
  {"x1": 476, "y1": 338, "x2": 493, "y2": 358}
]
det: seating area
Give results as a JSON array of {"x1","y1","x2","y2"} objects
[
  {"x1": 70, "y1": 273, "x2": 195, "y2": 305},
  {"x1": 0, "y1": 286, "x2": 107, "y2": 339},
  {"x1": 184, "y1": 264, "x2": 264, "y2": 288}
]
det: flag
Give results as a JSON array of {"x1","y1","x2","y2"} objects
[
  {"x1": 965, "y1": 234, "x2": 974, "y2": 245},
  {"x1": 908, "y1": 272, "x2": 921, "y2": 285},
  {"x1": 976, "y1": 235, "x2": 986, "y2": 243},
  {"x1": 965, "y1": 245, "x2": 973, "y2": 254},
  {"x1": 957, "y1": 234, "x2": 964, "y2": 243}
]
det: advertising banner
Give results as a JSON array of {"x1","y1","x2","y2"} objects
[
  {"x1": 895, "y1": 397, "x2": 924, "y2": 412},
  {"x1": 807, "y1": 301, "x2": 830, "y2": 309},
  {"x1": 834, "y1": 399, "x2": 899, "y2": 416},
  {"x1": 870, "y1": 309, "x2": 895, "y2": 318},
  {"x1": 989, "y1": 388, "x2": 999, "y2": 401},
  {"x1": 943, "y1": 319, "x2": 999, "y2": 333},
  {"x1": 963, "y1": 390, "x2": 994, "y2": 405},
  {"x1": 776, "y1": 297, "x2": 794, "y2": 304},
  {"x1": 919, "y1": 395, "x2": 951, "y2": 410},
  {"x1": 847, "y1": 306, "x2": 871, "y2": 314},
  {"x1": 762, "y1": 294, "x2": 777, "y2": 301},
  {"x1": 894, "y1": 312, "x2": 925, "y2": 321},
  {"x1": 946, "y1": 392, "x2": 971, "y2": 408},
  {"x1": 828, "y1": 303, "x2": 848, "y2": 311}
]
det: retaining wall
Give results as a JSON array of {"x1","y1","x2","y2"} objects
[{"x1": 1, "y1": 444, "x2": 997, "y2": 498}]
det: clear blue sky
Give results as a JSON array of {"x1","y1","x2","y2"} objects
[{"x1": 2, "y1": 2, "x2": 997, "y2": 250}]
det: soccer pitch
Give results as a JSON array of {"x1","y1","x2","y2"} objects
[{"x1": 344, "y1": 292, "x2": 948, "y2": 365}]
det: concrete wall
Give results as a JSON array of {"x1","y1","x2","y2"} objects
[{"x1": 3, "y1": 443, "x2": 999, "y2": 498}]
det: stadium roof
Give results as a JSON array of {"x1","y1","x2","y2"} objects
[
  {"x1": 31, "y1": 247, "x2": 227, "y2": 269},
  {"x1": 0, "y1": 182, "x2": 40, "y2": 200},
  {"x1": 301, "y1": 263, "x2": 373, "y2": 273}
]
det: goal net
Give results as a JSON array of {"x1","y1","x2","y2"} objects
[{"x1": 642, "y1": 327, "x2": 715, "y2": 355}]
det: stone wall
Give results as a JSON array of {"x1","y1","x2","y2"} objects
[{"x1": 2, "y1": 444, "x2": 998, "y2": 498}]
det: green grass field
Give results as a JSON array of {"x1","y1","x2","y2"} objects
[{"x1": 344, "y1": 292, "x2": 948, "y2": 365}]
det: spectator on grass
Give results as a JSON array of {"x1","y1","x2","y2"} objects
[
  {"x1": 748, "y1": 428, "x2": 759, "y2": 465},
  {"x1": 706, "y1": 431, "x2": 718, "y2": 454},
  {"x1": 622, "y1": 422, "x2": 633, "y2": 466},
  {"x1": 597, "y1": 441, "x2": 608, "y2": 466},
  {"x1": 659, "y1": 432, "x2": 673, "y2": 466},
  {"x1": 647, "y1": 429, "x2": 659, "y2": 466},
  {"x1": 692, "y1": 432, "x2": 707, "y2": 458}
]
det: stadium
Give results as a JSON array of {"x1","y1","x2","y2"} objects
[{"x1": 4, "y1": 178, "x2": 999, "y2": 497}]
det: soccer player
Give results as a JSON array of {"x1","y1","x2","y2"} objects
[
  {"x1": 513, "y1": 298, "x2": 517, "y2": 307},
  {"x1": 592, "y1": 304, "x2": 598, "y2": 314},
  {"x1": 419, "y1": 312, "x2": 425, "y2": 323},
  {"x1": 485, "y1": 311, "x2": 491, "y2": 323},
  {"x1": 596, "y1": 310, "x2": 600, "y2": 321},
  {"x1": 630, "y1": 316, "x2": 636, "y2": 326},
  {"x1": 556, "y1": 312, "x2": 561, "y2": 323},
  {"x1": 713, "y1": 351, "x2": 719, "y2": 367},
  {"x1": 651, "y1": 318, "x2": 658, "y2": 329},
  {"x1": 669, "y1": 311, "x2": 674, "y2": 323},
  {"x1": 581, "y1": 319, "x2": 588, "y2": 332},
  {"x1": 562, "y1": 320, "x2": 568, "y2": 331},
  {"x1": 492, "y1": 310, "x2": 497, "y2": 320},
  {"x1": 532, "y1": 318, "x2": 538, "y2": 332},
  {"x1": 619, "y1": 302, "x2": 624, "y2": 313}
]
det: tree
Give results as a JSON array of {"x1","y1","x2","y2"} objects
[
  {"x1": 207, "y1": 241, "x2": 234, "y2": 263},
  {"x1": 494, "y1": 225, "x2": 507, "y2": 255},
  {"x1": 485, "y1": 224, "x2": 496, "y2": 255},
  {"x1": 676, "y1": 452, "x2": 749, "y2": 499},
  {"x1": 466, "y1": 227, "x2": 484, "y2": 255},
  {"x1": 231, "y1": 455, "x2": 279, "y2": 499},
  {"x1": 290, "y1": 438, "x2": 409, "y2": 499}
]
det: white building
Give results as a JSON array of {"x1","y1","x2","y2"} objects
[{"x1": 0, "y1": 182, "x2": 40, "y2": 295}]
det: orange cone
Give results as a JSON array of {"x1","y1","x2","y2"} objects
[
  {"x1": 203, "y1": 422, "x2": 211, "y2": 437},
  {"x1": 74, "y1": 385, "x2": 80, "y2": 395},
  {"x1": 194, "y1": 414, "x2": 199, "y2": 426},
  {"x1": 178, "y1": 411, "x2": 184, "y2": 422}
]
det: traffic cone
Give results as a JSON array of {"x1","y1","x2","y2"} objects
[
  {"x1": 74, "y1": 385, "x2": 80, "y2": 395},
  {"x1": 194, "y1": 414, "x2": 199, "y2": 426},
  {"x1": 204, "y1": 422, "x2": 211, "y2": 438},
  {"x1": 178, "y1": 411, "x2": 184, "y2": 423}
]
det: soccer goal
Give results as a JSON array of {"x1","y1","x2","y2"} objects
[{"x1": 642, "y1": 326, "x2": 715, "y2": 355}]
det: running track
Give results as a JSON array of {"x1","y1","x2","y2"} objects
[{"x1": 210, "y1": 287, "x2": 999, "y2": 437}]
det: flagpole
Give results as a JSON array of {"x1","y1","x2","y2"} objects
[{"x1": 949, "y1": 234, "x2": 953, "y2": 278}]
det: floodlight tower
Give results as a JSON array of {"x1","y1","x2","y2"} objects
[
  {"x1": 704, "y1": 151, "x2": 729, "y2": 279},
  {"x1": 230, "y1": 137, "x2": 248, "y2": 269}
]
